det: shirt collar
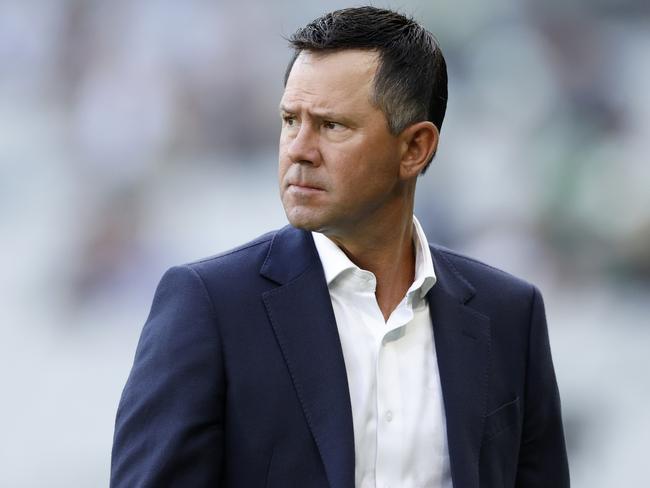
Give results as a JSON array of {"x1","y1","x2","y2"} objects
[
  {"x1": 312, "y1": 215, "x2": 436, "y2": 298},
  {"x1": 410, "y1": 215, "x2": 437, "y2": 298}
]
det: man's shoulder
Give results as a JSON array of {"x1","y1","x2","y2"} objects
[
  {"x1": 430, "y1": 243, "x2": 536, "y2": 298},
  {"x1": 154, "y1": 228, "x2": 286, "y2": 299},
  {"x1": 161, "y1": 224, "x2": 317, "y2": 295},
  {"x1": 190, "y1": 229, "x2": 277, "y2": 264},
  {"x1": 182, "y1": 228, "x2": 280, "y2": 276}
]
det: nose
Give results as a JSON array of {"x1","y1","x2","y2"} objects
[{"x1": 286, "y1": 123, "x2": 321, "y2": 166}]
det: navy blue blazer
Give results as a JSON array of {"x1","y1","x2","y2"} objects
[{"x1": 111, "y1": 225, "x2": 569, "y2": 488}]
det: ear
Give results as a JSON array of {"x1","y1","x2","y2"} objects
[{"x1": 398, "y1": 121, "x2": 439, "y2": 179}]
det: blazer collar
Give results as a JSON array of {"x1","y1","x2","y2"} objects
[
  {"x1": 428, "y1": 244, "x2": 476, "y2": 304},
  {"x1": 260, "y1": 225, "x2": 456, "y2": 297},
  {"x1": 260, "y1": 225, "x2": 319, "y2": 285}
]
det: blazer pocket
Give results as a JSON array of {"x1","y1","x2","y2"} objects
[{"x1": 483, "y1": 396, "x2": 520, "y2": 442}]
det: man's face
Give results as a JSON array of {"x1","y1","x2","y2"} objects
[{"x1": 278, "y1": 49, "x2": 403, "y2": 236}]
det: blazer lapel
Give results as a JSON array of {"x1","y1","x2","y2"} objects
[
  {"x1": 428, "y1": 246, "x2": 490, "y2": 488},
  {"x1": 261, "y1": 226, "x2": 355, "y2": 488}
]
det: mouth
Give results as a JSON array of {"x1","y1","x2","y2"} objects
[{"x1": 287, "y1": 182, "x2": 325, "y2": 192}]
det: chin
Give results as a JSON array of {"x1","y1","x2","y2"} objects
[
  {"x1": 286, "y1": 216, "x2": 321, "y2": 232},
  {"x1": 284, "y1": 206, "x2": 326, "y2": 232}
]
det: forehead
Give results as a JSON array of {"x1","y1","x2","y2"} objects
[{"x1": 281, "y1": 49, "x2": 379, "y2": 113}]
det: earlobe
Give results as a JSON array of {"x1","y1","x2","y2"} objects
[{"x1": 399, "y1": 121, "x2": 439, "y2": 179}]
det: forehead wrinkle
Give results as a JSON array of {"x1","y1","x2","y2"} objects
[
  {"x1": 283, "y1": 75, "x2": 375, "y2": 111},
  {"x1": 280, "y1": 89, "x2": 343, "y2": 116}
]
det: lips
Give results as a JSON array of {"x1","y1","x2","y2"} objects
[{"x1": 288, "y1": 182, "x2": 324, "y2": 191}]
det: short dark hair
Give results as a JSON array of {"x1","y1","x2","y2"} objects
[{"x1": 284, "y1": 6, "x2": 448, "y2": 170}]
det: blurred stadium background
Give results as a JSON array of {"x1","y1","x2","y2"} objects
[{"x1": 1, "y1": 0, "x2": 648, "y2": 486}]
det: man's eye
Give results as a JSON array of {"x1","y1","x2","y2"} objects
[
  {"x1": 282, "y1": 115, "x2": 297, "y2": 126},
  {"x1": 323, "y1": 121, "x2": 344, "y2": 130}
]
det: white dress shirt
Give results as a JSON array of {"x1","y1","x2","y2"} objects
[{"x1": 312, "y1": 216, "x2": 453, "y2": 488}]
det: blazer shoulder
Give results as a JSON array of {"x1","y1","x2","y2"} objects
[
  {"x1": 190, "y1": 229, "x2": 276, "y2": 263},
  {"x1": 176, "y1": 230, "x2": 278, "y2": 279},
  {"x1": 431, "y1": 244, "x2": 537, "y2": 297}
]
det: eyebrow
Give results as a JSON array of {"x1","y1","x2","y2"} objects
[{"x1": 278, "y1": 104, "x2": 350, "y2": 122}]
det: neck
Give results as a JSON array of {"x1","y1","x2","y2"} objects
[{"x1": 324, "y1": 194, "x2": 416, "y2": 321}]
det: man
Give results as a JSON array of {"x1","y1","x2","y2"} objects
[{"x1": 111, "y1": 6, "x2": 569, "y2": 488}]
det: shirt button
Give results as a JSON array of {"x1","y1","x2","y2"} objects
[{"x1": 385, "y1": 410, "x2": 393, "y2": 422}]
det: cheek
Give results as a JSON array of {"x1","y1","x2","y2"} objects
[
  {"x1": 278, "y1": 152, "x2": 290, "y2": 182},
  {"x1": 278, "y1": 158, "x2": 287, "y2": 178},
  {"x1": 329, "y1": 143, "x2": 393, "y2": 183},
  {"x1": 324, "y1": 161, "x2": 374, "y2": 209}
]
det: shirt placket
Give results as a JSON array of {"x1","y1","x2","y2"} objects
[
  {"x1": 374, "y1": 298, "x2": 414, "y2": 488},
  {"x1": 375, "y1": 333, "x2": 403, "y2": 488}
]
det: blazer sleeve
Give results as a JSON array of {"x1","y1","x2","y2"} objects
[
  {"x1": 515, "y1": 286, "x2": 570, "y2": 487},
  {"x1": 110, "y1": 265, "x2": 225, "y2": 487}
]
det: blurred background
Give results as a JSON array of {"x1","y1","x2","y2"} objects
[{"x1": 1, "y1": 0, "x2": 648, "y2": 486}]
